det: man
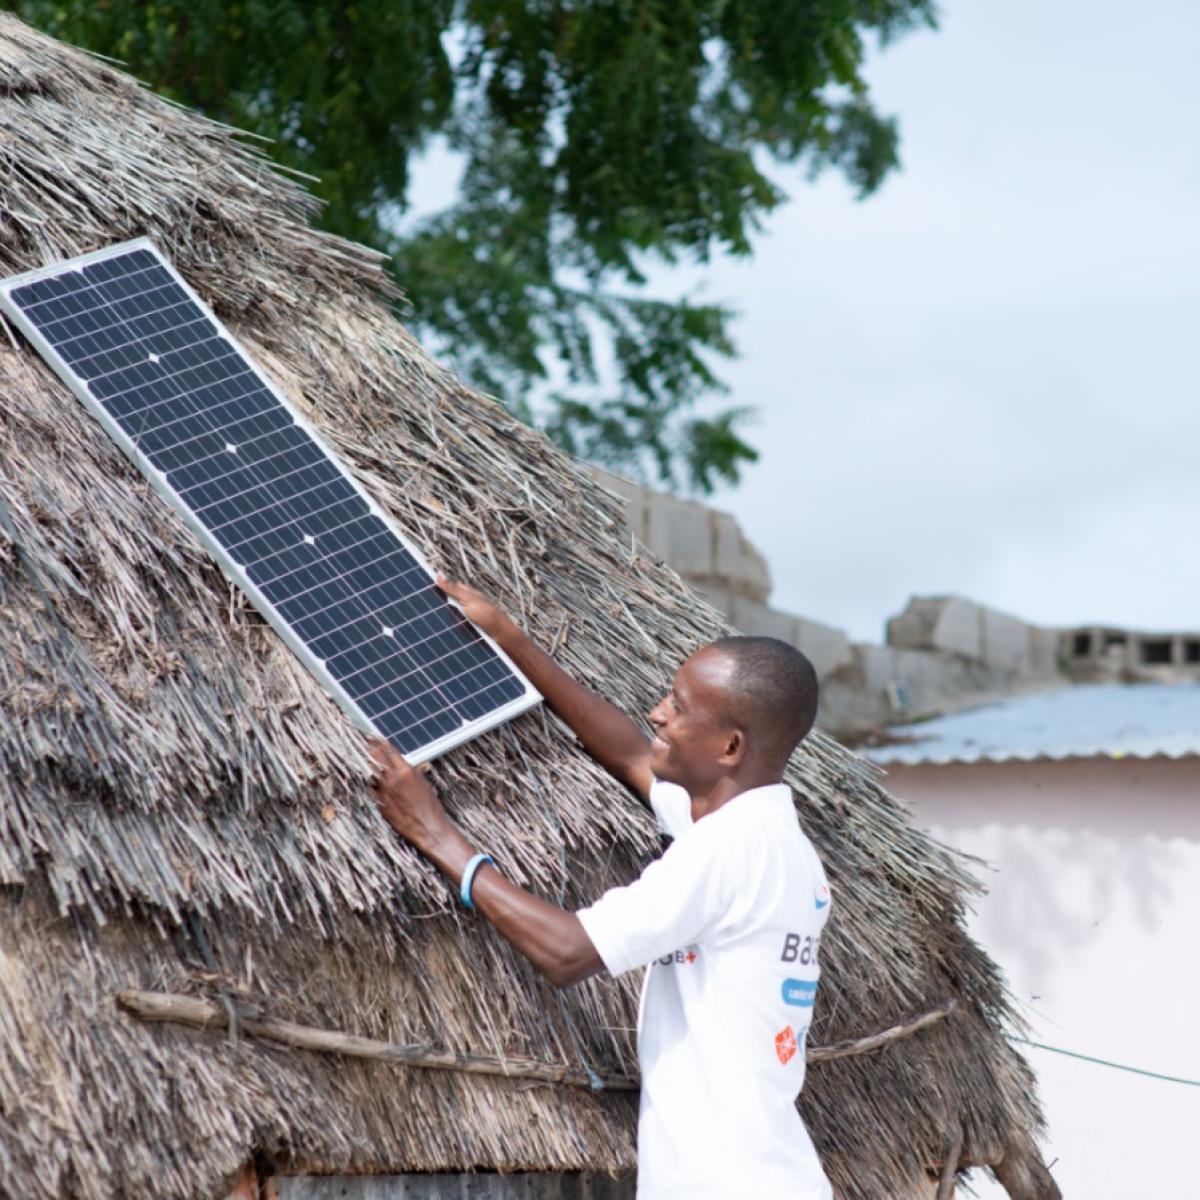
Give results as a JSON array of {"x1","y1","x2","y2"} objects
[{"x1": 369, "y1": 574, "x2": 832, "y2": 1200}]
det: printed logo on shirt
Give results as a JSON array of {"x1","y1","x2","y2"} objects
[
  {"x1": 781, "y1": 977, "x2": 818, "y2": 1008},
  {"x1": 656, "y1": 947, "x2": 698, "y2": 966},
  {"x1": 781, "y1": 932, "x2": 820, "y2": 964},
  {"x1": 815, "y1": 882, "x2": 830, "y2": 910},
  {"x1": 774, "y1": 1024, "x2": 798, "y2": 1066}
]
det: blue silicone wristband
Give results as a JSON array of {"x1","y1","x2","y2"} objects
[{"x1": 460, "y1": 852, "x2": 495, "y2": 910}]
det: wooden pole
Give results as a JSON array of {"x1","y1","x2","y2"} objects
[
  {"x1": 936, "y1": 1130, "x2": 963, "y2": 1200},
  {"x1": 117, "y1": 989, "x2": 955, "y2": 1091},
  {"x1": 117, "y1": 989, "x2": 640, "y2": 1091},
  {"x1": 806, "y1": 999, "x2": 956, "y2": 1064}
]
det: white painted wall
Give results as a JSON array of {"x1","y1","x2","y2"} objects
[{"x1": 882, "y1": 757, "x2": 1200, "y2": 1200}]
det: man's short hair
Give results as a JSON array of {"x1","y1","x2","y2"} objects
[{"x1": 707, "y1": 636, "x2": 819, "y2": 762}]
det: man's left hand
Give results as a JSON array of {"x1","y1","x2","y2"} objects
[
  {"x1": 367, "y1": 738, "x2": 449, "y2": 850},
  {"x1": 367, "y1": 738, "x2": 603, "y2": 989}
]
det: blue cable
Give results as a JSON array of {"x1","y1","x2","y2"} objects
[{"x1": 1011, "y1": 1036, "x2": 1200, "y2": 1088}]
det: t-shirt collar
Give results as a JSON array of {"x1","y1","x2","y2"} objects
[{"x1": 719, "y1": 781, "x2": 793, "y2": 815}]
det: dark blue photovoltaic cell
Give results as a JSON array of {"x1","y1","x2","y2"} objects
[{"x1": 7, "y1": 248, "x2": 525, "y2": 754}]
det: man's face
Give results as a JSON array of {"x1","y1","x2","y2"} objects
[{"x1": 647, "y1": 648, "x2": 739, "y2": 790}]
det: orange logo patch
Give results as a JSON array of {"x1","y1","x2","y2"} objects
[{"x1": 774, "y1": 1024, "x2": 798, "y2": 1065}]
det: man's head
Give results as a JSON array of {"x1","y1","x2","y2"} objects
[{"x1": 647, "y1": 637, "x2": 819, "y2": 793}]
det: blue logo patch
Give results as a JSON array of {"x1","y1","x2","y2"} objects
[
  {"x1": 781, "y1": 978, "x2": 817, "y2": 1008},
  {"x1": 814, "y1": 896, "x2": 829, "y2": 910}
]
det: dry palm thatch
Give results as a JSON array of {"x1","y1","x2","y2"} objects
[{"x1": 0, "y1": 14, "x2": 1058, "y2": 1200}]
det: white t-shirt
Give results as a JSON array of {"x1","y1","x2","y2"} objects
[{"x1": 577, "y1": 779, "x2": 833, "y2": 1200}]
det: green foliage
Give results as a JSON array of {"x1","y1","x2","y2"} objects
[{"x1": 13, "y1": 0, "x2": 935, "y2": 492}]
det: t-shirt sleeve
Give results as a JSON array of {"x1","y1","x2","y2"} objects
[
  {"x1": 648, "y1": 777, "x2": 691, "y2": 840},
  {"x1": 576, "y1": 820, "x2": 733, "y2": 977}
]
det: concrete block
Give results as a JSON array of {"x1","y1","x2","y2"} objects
[
  {"x1": 887, "y1": 595, "x2": 983, "y2": 661},
  {"x1": 1029, "y1": 626, "x2": 1062, "y2": 677},
  {"x1": 853, "y1": 643, "x2": 899, "y2": 696},
  {"x1": 931, "y1": 597, "x2": 985, "y2": 660},
  {"x1": 981, "y1": 607, "x2": 1032, "y2": 673},
  {"x1": 885, "y1": 597, "x2": 942, "y2": 651},
  {"x1": 587, "y1": 466, "x2": 648, "y2": 542},
  {"x1": 644, "y1": 493, "x2": 713, "y2": 577},
  {"x1": 793, "y1": 617, "x2": 853, "y2": 679},
  {"x1": 619, "y1": 487, "x2": 648, "y2": 544},
  {"x1": 693, "y1": 583, "x2": 735, "y2": 620},
  {"x1": 724, "y1": 600, "x2": 851, "y2": 680},
  {"x1": 890, "y1": 647, "x2": 975, "y2": 713},
  {"x1": 711, "y1": 512, "x2": 771, "y2": 603},
  {"x1": 587, "y1": 465, "x2": 640, "y2": 505},
  {"x1": 729, "y1": 596, "x2": 797, "y2": 643}
]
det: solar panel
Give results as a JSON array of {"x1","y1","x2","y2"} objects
[{"x1": 0, "y1": 238, "x2": 540, "y2": 762}]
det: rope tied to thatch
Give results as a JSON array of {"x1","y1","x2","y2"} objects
[{"x1": 117, "y1": 989, "x2": 956, "y2": 1090}]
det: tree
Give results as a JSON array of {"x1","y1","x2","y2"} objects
[{"x1": 14, "y1": 1, "x2": 936, "y2": 492}]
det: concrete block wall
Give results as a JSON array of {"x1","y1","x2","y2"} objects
[
  {"x1": 886, "y1": 596, "x2": 983, "y2": 661},
  {"x1": 815, "y1": 595, "x2": 1066, "y2": 734},
  {"x1": 886, "y1": 595, "x2": 1060, "y2": 680},
  {"x1": 588, "y1": 468, "x2": 1066, "y2": 737},
  {"x1": 818, "y1": 644, "x2": 1004, "y2": 736},
  {"x1": 592, "y1": 467, "x2": 770, "y2": 604},
  {"x1": 1030, "y1": 626, "x2": 1062, "y2": 676},
  {"x1": 727, "y1": 597, "x2": 853, "y2": 680},
  {"x1": 982, "y1": 607, "x2": 1036, "y2": 674}
]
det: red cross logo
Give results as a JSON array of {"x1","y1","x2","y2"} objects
[
  {"x1": 774, "y1": 1024, "x2": 798, "y2": 1066},
  {"x1": 685, "y1": 950, "x2": 696, "y2": 964}
]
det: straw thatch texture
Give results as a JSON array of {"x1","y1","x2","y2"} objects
[{"x1": 0, "y1": 14, "x2": 1056, "y2": 1200}]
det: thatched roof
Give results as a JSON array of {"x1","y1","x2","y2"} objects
[{"x1": 0, "y1": 15, "x2": 1058, "y2": 1200}]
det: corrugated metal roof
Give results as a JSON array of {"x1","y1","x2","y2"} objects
[{"x1": 863, "y1": 682, "x2": 1200, "y2": 766}]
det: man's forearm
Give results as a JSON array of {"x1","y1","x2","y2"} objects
[
  {"x1": 489, "y1": 614, "x2": 651, "y2": 796},
  {"x1": 419, "y1": 820, "x2": 603, "y2": 988}
]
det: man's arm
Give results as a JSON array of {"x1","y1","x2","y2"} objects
[
  {"x1": 437, "y1": 574, "x2": 654, "y2": 801},
  {"x1": 369, "y1": 740, "x2": 604, "y2": 988}
]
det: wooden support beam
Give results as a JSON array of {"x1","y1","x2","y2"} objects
[{"x1": 936, "y1": 1130, "x2": 963, "y2": 1200}]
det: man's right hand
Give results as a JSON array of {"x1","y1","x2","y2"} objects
[
  {"x1": 437, "y1": 573, "x2": 512, "y2": 640},
  {"x1": 435, "y1": 570, "x2": 654, "y2": 803}
]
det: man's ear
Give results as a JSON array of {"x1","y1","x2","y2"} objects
[{"x1": 720, "y1": 727, "x2": 748, "y2": 767}]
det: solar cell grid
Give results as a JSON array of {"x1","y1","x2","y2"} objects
[{"x1": 0, "y1": 239, "x2": 539, "y2": 760}]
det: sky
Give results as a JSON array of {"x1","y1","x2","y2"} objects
[
  {"x1": 411, "y1": 1, "x2": 1200, "y2": 643},
  {"x1": 629, "y1": 0, "x2": 1200, "y2": 642}
]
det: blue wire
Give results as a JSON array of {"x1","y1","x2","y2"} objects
[{"x1": 1011, "y1": 1036, "x2": 1200, "y2": 1088}]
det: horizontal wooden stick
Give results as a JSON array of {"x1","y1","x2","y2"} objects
[
  {"x1": 117, "y1": 989, "x2": 955, "y2": 1089},
  {"x1": 807, "y1": 998, "x2": 957, "y2": 1063},
  {"x1": 117, "y1": 989, "x2": 640, "y2": 1090}
]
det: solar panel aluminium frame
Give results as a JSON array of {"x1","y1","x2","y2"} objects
[{"x1": 0, "y1": 237, "x2": 542, "y2": 764}]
